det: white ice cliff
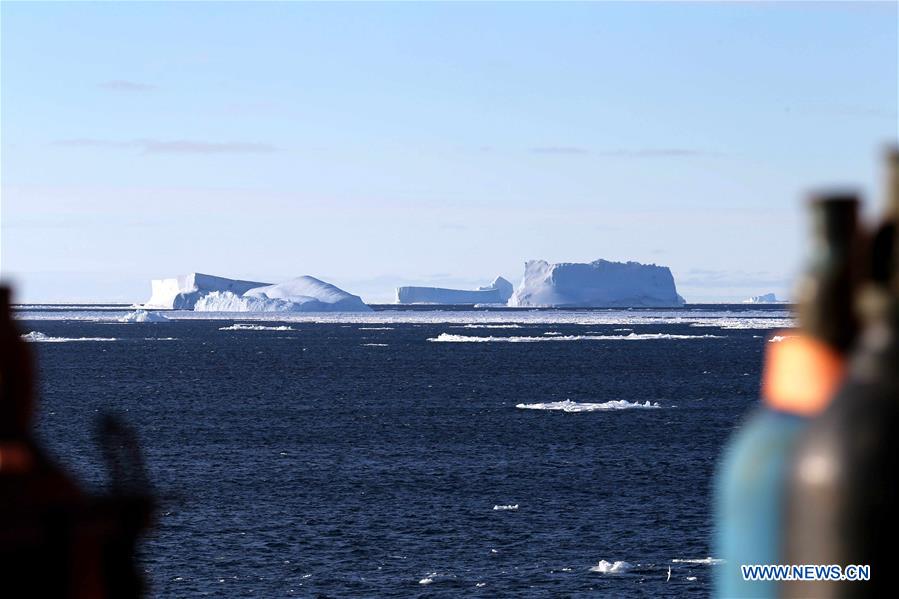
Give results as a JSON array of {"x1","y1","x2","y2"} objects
[
  {"x1": 145, "y1": 273, "x2": 371, "y2": 312},
  {"x1": 146, "y1": 273, "x2": 269, "y2": 309},
  {"x1": 396, "y1": 276, "x2": 514, "y2": 305},
  {"x1": 508, "y1": 259, "x2": 685, "y2": 308}
]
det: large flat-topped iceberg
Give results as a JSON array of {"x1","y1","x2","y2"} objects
[
  {"x1": 147, "y1": 273, "x2": 270, "y2": 309},
  {"x1": 396, "y1": 276, "x2": 513, "y2": 305},
  {"x1": 145, "y1": 273, "x2": 371, "y2": 312},
  {"x1": 509, "y1": 259, "x2": 685, "y2": 308}
]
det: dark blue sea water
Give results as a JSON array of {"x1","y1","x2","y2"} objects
[{"x1": 22, "y1": 308, "x2": 783, "y2": 597}]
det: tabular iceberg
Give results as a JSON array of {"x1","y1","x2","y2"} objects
[
  {"x1": 743, "y1": 293, "x2": 780, "y2": 304},
  {"x1": 145, "y1": 273, "x2": 371, "y2": 312},
  {"x1": 396, "y1": 276, "x2": 513, "y2": 305},
  {"x1": 508, "y1": 259, "x2": 685, "y2": 308}
]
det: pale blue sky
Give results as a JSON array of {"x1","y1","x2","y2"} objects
[{"x1": 2, "y1": 1, "x2": 896, "y2": 303}]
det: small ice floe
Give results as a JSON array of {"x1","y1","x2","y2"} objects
[
  {"x1": 590, "y1": 560, "x2": 632, "y2": 574},
  {"x1": 22, "y1": 332, "x2": 117, "y2": 343},
  {"x1": 490, "y1": 549, "x2": 498, "y2": 554},
  {"x1": 475, "y1": 582, "x2": 487, "y2": 587},
  {"x1": 119, "y1": 309, "x2": 170, "y2": 323},
  {"x1": 429, "y1": 332, "x2": 724, "y2": 343},
  {"x1": 418, "y1": 574, "x2": 436, "y2": 585},
  {"x1": 516, "y1": 399, "x2": 660, "y2": 412},
  {"x1": 686, "y1": 576, "x2": 698, "y2": 581},
  {"x1": 219, "y1": 324, "x2": 294, "y2": 331},
  {"x1": 768, "y1": 335, "x2": 797, "y2": 343},
  {"x1": 672, "y1": 557, "x2": 724, "y2": 565},
  {"x1": 493, "y1": 504, "x2": 519, "y2": 511}
]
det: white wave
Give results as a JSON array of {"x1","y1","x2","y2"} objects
[
  {"x1": 362, "y1": 343, "x2": 388, "y2": 347},
  {"x1": 590, "y1": 560, "x2": 632, "y2": 574},
  {"x1": 613, "y1": 328, "x2": 633, "y2": 331},
  {"x1": 686, "y1": 576, "x2": 697, "y2": 581},
  {"x1": 768, "y1": 335, "x2": 797, "y2": 343},
  {"x1": 418, "y1": 574, "x2": 436, "y2": 585},
  {"x1": 358, "y1": 326, "x2": 393, "y2": 330},
  {"x1": 22, "y1": 332, "x2": 117, "y2": 343},
  {"x1": 429, "y1": 332, "x2": 724, "y2": 343},
  {"x1": 543, "y1": 331, "x2": 563, "y2": 336},
  {"x1": 218, "y1": 324, "x2": 295, "y2": 331},
  {"x1": 493, "y1": 504, "x2": 519, "y2": 511},
  {"x1": 475, "y1": 582, "x2": 486, "y2": 587},
  {"x1": 118, "y1": 309, "x2": 170, "y2": 323},
  {"x1": 456, "y1": 324, "x2": 522, "y2": 329},
  {"x1": 690, "y1": 318, "x2": 794, "y2": 330},
  {"x1": 672, "y1": 557, "x2": 724, "y2": 565},
  {"x1": 517, "y1": 399, "x2": 660, "y2": 412}
]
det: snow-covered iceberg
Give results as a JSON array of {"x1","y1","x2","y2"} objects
[
  {"x1": 145, "y1": 273, "x2": 371, "y2": 312},
  {"x1": 743, "y1": 293, "x2": 781, "y2": 304},
  {"x1": 396, "y1": 276, "x2": 513, "y2": 305},
  {"x1": 508, "y1": 259, "x2": 685, "y2": 308},
  {"x1": 196, "y1": 276, "x2": 371, "y2": 312},
  {"x1": 146, "y1": 273, "x2": 269, "y2": 309}
]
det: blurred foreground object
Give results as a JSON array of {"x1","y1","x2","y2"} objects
[
  {"x1": 0, "y1": 287, "x2": 154, "y2": 598},
  {"x1": 784, "y1": 149, "x2": 899, "y2": 598},
  {"x1": 714, "y1": 195, "x2": 859, "y2": 598}
]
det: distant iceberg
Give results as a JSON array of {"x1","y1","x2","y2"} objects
[
  {"x1": 743, "y1": 293, "x2": 781, "y2": 304},
  {"x1": 146, "y1": 273, "x2": 269, "y2": 309},
  {"x1": 396, "y1": 276, "x2": 513, "y2": 305},
  {"x1": 508, "y1": 259, "x2": 685, "y2": 308},
  {"x1": 145, "y1": 273, "x2": 371, "y2": 312}
]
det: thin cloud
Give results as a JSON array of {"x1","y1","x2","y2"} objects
[
  {"x1": 530, "y1": 146, "x2": 590, "y2": 155},
  {"x1": 596, "y1": 148, "x2": 719, "y2": 158},
  {"x1": 99, "y1": 80, "x2": 156, "y2": 92},
  {"x1": 529, "y1": 146, "x2": 720, "y2": 157},
  {"x1": 54, "y1": 138, "x2": 281, "y2": 154}
]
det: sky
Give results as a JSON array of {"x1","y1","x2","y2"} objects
[{"x1": 2, "y1": 1, "x2": 896, "y2": 304}]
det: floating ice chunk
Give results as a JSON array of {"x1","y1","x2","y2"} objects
[
  {"x1": 492, "y1": 504, "x2": 519, "y2": 511},
  {"x1": 218, "y1": 324, "x2": 295, "y2": 331},
  {"x1": 22, "y1": 332, "x2": 118, "y2": 343},
  {"x1": 590, "y1": 560, "x2": 632, "y2": 574},
  {"x1": 119, "y1": 309, "x2": 170, "y2": 323},
  {"x1": 672, "y1": 557, "x2": 725, "y2": 565},
  {"x1": 517, "y1": 400, "x2": 660, "y2": 412}
]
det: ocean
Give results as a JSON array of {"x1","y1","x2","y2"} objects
[{"x1": 17, "y1": 304, "x2": 792, "y2": 597}]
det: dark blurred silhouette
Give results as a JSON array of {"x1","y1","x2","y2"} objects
[
  {"x1": 0, "y1": 287, "x2": 154, "y2": 598},
  {"x1": 715, "y1": 195, "x2": 860, "y2": 598},
  {"x1": 784, "y1": 149, "x2": 899, "y2": 598}
]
